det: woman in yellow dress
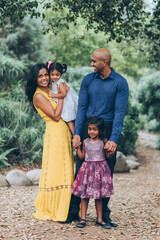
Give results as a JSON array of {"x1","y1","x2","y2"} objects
[{"x1": 25, "y1": 63, "x2": 74, "y2": 222}]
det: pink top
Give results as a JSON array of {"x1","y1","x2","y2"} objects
[{"x1": 85, "y1": 138, "x2": 106, "y2": 162}]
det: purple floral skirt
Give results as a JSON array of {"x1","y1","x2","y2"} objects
[{"x1": 71, "y1": 160, "x2": 114, "y2": 199}]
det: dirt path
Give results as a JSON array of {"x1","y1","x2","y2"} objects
[{"x1": 0, "y1": 133, "x2": 160, "y2": 240}]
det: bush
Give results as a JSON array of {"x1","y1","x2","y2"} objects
[
  {"x1": 157, "y1": 136, "x2": 160, "y2": 149},
  {"x1": 63, "y1": 66, "x2": 93, "y2": 92},
  {"x1": 138, "y1": 71, "x2": 160, "y2": 124},
  {"x1": 144, "y1": 119, "x2": 160, "y2": 132},
  {"x1": 117, "y1": 96, "x2": 139, "y2": 155},
  {"x1": 118, "y1": 115, "x2": 138, "y2": 155},
  {"x1": 0, "y1": 83, "x2": 44, "y2": 167}
]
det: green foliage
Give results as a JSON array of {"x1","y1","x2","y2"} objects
[
  {"x1": 0, "y1": 0, "x2": 39, "y2": 26},
  {"x1": 0, "y1": 148, "x2": 16, "y2": 167},
  {"x1": 63, "y1": 66, "x2": 92, "y2": 91},
  {"x1": 0, "y1": 16, "x2": 50, "y2": 88},
  {"x1": 118, "y1": 97, "x2": 139, "y2": 155},
  {"x1": 144, "y1": 119, "x2": 160, "y2": 132},
  {"x1": 0, "y1": 83, "x2": 45, "y2": 167},
  {"x1": 0, "y1": 54, "x2": 25, "y2": 88},
  {"x1": 142, "y1": 1, "x2": 160, "y2": 67},
  {"x1": 157, "y1": 136, "x2": 160, "y2": 149},
  {"x1": 138, "y1": 71, "x2": 160, "y2": 123},
  {"x1": 0, "y1": 0, "x2": 145, "y2": 41},
  {"x1": 0, "y1": 0, "x2": 159, "y2": 68}
]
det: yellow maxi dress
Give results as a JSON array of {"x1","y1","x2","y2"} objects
[{"x1": 33, "y1": 87, "x2": 74, "y2": 221}]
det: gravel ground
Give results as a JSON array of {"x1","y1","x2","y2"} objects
[{"x1": 0, "y1": 136, "x2": 160, "y2": 240}]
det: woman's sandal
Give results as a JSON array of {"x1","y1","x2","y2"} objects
[
  {"x1": 76, "y1": 219, "x2": 86, "y2": 228},
  {"x1": 96, "y1": 220, "x2": 112, "y2": 229}
]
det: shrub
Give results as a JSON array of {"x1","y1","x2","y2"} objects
[
  {"x1": 0, "y1": 83, "x2": 44, "y2": 167},
  {"x1": 138, "y1": 71, "x2": 160, "y2": 126},
  {"x1": 118, "y1": 115, "x2": 138, "y2": 155},
  {"x1": 63, "y1": 66, "x2": 93, "y2": 92}
]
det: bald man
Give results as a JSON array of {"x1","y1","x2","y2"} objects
[{"x1": 66, "y1": 48, "x2": 129, "y2": 227}]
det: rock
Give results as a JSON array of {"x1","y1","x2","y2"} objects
[
  {"x1": 114, "y1": 151, "x2": 130, "y2": 173},
  {"x1": 126, "y1": 155, "x2": 138, "y2": 162},
  {"x1": 126, "y1": 160, "x2": 140, "y2": 170},
  {"x1": 26, "y1": 169, "x2": 41, "y2": 185},
  {"x1": 6, "y1": 170, "x2": 33, "y2": 186},
  {"x1": 0, "y1": 174, "x2": 10, "y2": 187}
]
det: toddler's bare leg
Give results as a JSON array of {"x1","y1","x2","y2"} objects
[{"x1": 67, "y1": 121, "x2": 74, "y2": 135}]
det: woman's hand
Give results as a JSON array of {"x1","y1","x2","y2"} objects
[
  {"x1": 48, "y1": 91, "x2": 54, "y2": 98},
  {"x1": 72, "y1": 135, "x2": 81, "y2": 149}
]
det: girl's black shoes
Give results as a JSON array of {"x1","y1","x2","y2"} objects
[
  {"x1": 96, "y1": 220, "x2": 112, "y2": 229},
  {"x1": 76, "y1": 219, "x2": 86, "y2": 228}
]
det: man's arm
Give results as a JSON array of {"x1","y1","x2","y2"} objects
[
  {"x1": 74, "y1": 76, "x2": 90, "y2": 136},
  {"x1": 105, "y1": 77, "x2": 129, "y2": 156},
  {"x1": 72, "y1": 75, "x2": 90, "y2": 148}
]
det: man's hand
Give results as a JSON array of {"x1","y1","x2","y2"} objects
[
  {"x1": 72, "y1": 135, "x2": 81, "y2": 149},
  {"x1": 104, "y1": 141, "x2": 117, "y2": 159}
]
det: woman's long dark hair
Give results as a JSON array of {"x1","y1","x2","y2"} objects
[
  {"x1": 25, "y1": 63, "x2": 48, "y2": 106},
  {"x1": 86, "y1": 116, "x2": 105, "y2": 140}
]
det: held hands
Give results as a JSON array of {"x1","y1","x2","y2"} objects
[
  {"x1": 72, "y1": 135, "x2": 81, "y2": 149},
  {"x1": 104, "y1": 141, "x2": 117, "y2": 159}
]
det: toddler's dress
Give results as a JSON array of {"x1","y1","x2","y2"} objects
[
  {"x1": 72, "y1": 138, "x2": 114, "y2": 199},
  {"x1": 51, "y1": 79, "x2": 78, "y2": 122}
]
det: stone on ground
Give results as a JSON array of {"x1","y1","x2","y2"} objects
[
  {"x1": 6, "y1": 170, "x2": 33, "y2": 186},
  {"x1": 26, "y1": 169, "x2": 41, "y2": 185},
  {"x1": 126, "y1": 154, "x2": 138, "y2": 162},
  {"x1": 0, "y1": 174, "x2": 10, "y2": 187},
  {"x1": 126, "y1": 159, "x2": 140, "y2": 169},
  {"x1": 114, "y1": 151, "x2": 130, "y2": 173}
]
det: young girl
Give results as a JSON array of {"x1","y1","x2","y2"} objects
[
  {"x1": 47, "y1": 61, "x2": 78, "y2": 135},
  {"x1": 72, "y1": 116, "x2": 114, "y2": 229}
]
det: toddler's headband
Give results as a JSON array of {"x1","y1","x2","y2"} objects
[{"x1": 47, "y1": 61, "x2": 52, "y2": 69}]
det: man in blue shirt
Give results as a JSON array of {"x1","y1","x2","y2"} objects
[{"x1": 66, "y1": 48, "x2": 129, "y2": 227}]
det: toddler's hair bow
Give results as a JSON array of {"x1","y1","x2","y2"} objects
[{"x1": 47, "y1": 61, "x2": 52, "y2": 69}]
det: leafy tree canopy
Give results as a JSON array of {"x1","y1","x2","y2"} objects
[
  {"x1": 0, "y1": 0, "x2": 159, "y2": 66},
  {"x1": 0, "y1": 1, "x2": 156, "y2": 40}
]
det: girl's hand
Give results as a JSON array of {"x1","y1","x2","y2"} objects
[
  {"x1": 63, "y1": 82, "x2": 70, "y2": 93},
  {"x1": 104, "y1": 138, "x2": 108, "y2": 144},
  {"x1": 57, "y1": 85, "x2": 61, "y2": 94},
  {"x1": 56, "y1": 85, "x2": 64, "y2": 98}
]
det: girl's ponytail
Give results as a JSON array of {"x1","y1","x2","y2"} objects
[
  {"x1": 62, "y1": 64, "x2": 67, "y2": 73},
  {"x1": 47, "y1": 62, "x2": 67, "y2": 74}
]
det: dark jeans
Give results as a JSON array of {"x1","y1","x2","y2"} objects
[{"x1": 68, "y1": 120, "x2": 117, "y2": 219}]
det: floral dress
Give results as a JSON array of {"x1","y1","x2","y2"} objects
[{"x1": 71, "y1": 138, "x2": 114, "y2": 199}]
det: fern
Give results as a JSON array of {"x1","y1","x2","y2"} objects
[{"x1": 0, "y1": 148, "x2": 16, "y2": 166}]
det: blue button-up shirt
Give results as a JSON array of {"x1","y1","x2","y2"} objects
[{"x1": 74, "y1": 68, "x2": 129, "y2": 144}]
